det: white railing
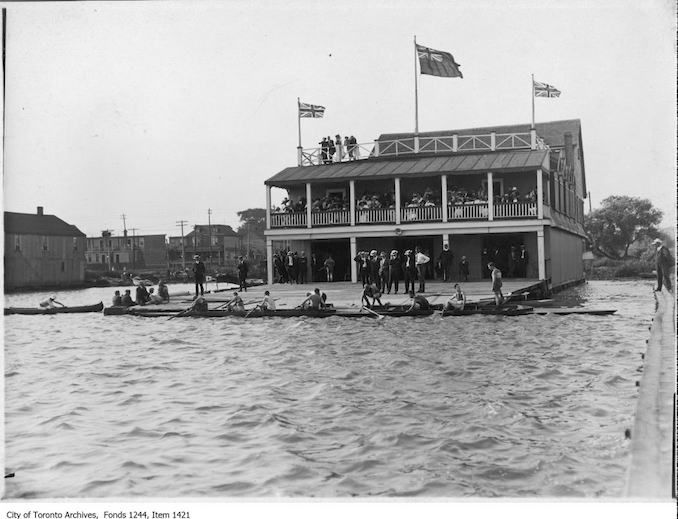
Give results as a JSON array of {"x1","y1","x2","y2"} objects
[
  {"x1": 400, "y1": 205, "x2": 442, "y2": 222},
  {"x1": 299, "y1": 132, "x2": 544, "y2": 166},
  {"x1": 356, "y1": 208, "x2": 396, "y2": 224},
  {"x1": 270, "y1": 212, "x2": 307, "y2": 228},
  {"x1": 311, "y1": 210, "x2": 350, "y2": 226},
  {"x1": 493, "y1": 202, "x2": 537, "y2": 218},
  {"x1": 448, "y1": 203, "x2": 490, "y2": 220}
]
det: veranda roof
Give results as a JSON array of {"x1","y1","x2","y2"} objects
[{"x1": 265, "y1": 149, "x2": 549, "y2": 187}]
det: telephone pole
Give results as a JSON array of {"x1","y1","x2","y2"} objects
[
  {"x1": 129, "y1": 227, "x2": 138, "y2": 271},
  {"x1": 121, "y1": 213, "x2": 127, "y2": 236},
  {"x1": 207, "y1": 209, "x2": 213, "y2": 270},
  {"x1": 176, "y1": 220, "x2": 187, "y2": 270}
]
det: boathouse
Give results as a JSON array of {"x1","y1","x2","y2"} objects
[
  {"x1": 263, "y1": 120, "x2": 587, "y2": 289},
  {"x1": 4, "y1": 207, "x2": 87, "y2": 289},
  {"x1": 85, "y1": 232, "x2": 168, "y2": 271}
]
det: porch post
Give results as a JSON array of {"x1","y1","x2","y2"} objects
[
  {"x1": 536, "y1": 168, "x2": 544, "y2": 219},
  {"x1": 490, "y1": 131, "x2": 496, "y2": 151},
  {"x1": 306, "y1": 182, "x2": 312, "y2": 229},
  {"x1": 265, "y1": 184, "x2": 271, "y2": 230},
  {"x1": 349, "y1": 180, "x2": 356, "y2": 226},
  {"x1": 350, "y1": 236, "x2": 357, "y2": 283},
  {"x1": 441, "y1": 174, "x2": 448, "y2": 222},
  {"x1": 297, "y1": 146, "x2": 303, "y2": 166},
  {"x1": 394, "y1": 177, "x2": 401, "y2": 225},
  {"x1": 487, "y1": 172, "x2": 494, "y2": 221},
  {"x1": 452, "y1": 134, "x2": 458, "y2": 152},
  {"x1": 537, "y1": 228, "x2": 546, "y2": 280},
  {"x1": 530, "y1": 129, "x2": 537, "y2": 149},
  {"x1": 414, "y1": 135, "x2": 420, "y2": 153},
  {"x1": 266, "y1": 237, "x2": 273, "y2": 286}
]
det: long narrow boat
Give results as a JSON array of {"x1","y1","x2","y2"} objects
[{"x1": 4, "y1": 302, "x2": 104, "y2": 315}]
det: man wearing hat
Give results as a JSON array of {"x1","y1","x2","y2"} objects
[
  {"x1": 652, "y1": 238, "x2": 674, "y2": 292},
  {"x1": 368, "y1": 250, "x2": 380, "y2": 289},
  {"x1": 192, "y1": 254, "x2": 206, "y2": 298},
  {"x1": 403, "y1": 249, "x2": 417, "y2": 294}
]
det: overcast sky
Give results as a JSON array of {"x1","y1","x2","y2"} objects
[{"x1": 2, "y1": 0, "x2": 676, "y2": 238}]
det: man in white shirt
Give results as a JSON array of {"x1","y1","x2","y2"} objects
[{"x1": 415, "y1": 247, "x2": 430, "y2": 293}]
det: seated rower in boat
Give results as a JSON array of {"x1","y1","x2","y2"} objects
[
  {"x1": 260, "y1": 290, "x2": 276, "y2": 311},
  {"x1": 39, "y1": 295, "x2": 65, "y2": 309},
  {"x1": 121, "y1": 289, "x2": 135, "y2": 307},
  {"x1": 406, "y1": 291, "x2": 431, "y2": 312},
  {"x1": 225, "y1": 291, "x2": 245, "y2": 312},
  {"x1": 158, "y1": 280, "x2": 170, "y2": 303},
  {"x1": 300, "y1": 288, "x2": 326, "y2": 311},
  {"x1": 189, "y1": 296, "x2": 209, "y2": 312},
  {"x1": 361, "y1": 282, "x2": 383, "y2": 308},
  {"x1": 444, "y1": 283, "x2": 466, "y2": 312},
  {"x1": 112, "y1": 290, "x2": 123, "y2": 307},
  {"x1": 148, "y1": 288, "x2": 164, "y2": 304}
]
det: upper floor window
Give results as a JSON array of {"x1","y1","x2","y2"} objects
[{"x1": 73, "y1": 237, "x2": 79, "y2": 251}]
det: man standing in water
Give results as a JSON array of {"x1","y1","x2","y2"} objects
[
  {"x1": 192, "y1": 254, "x2": 206, "y2": 298},
  {"x1": 488, "y1": 262, "x2": 504, "y2": 305},
  {"x1": 652, "y1": 238, "x2": 674, "y2": 292}
]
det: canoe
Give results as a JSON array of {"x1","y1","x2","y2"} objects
[
  {"x1": 442, "y1": 304, "x2": 534, "y2": 317},
  {"x1": 4, "y1": 302, "x2": 104, "y2": 315}
]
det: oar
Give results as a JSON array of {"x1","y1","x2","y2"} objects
[
  {"x1": 244, "y1": 304, "x2": 261, "y2": 318},
  {"x1": 213, "y1": 298, "x2": 233, "y2": 310},
  {"x1": 361, "y1": 305, "x2": 384, "y2": 320},
  {"x1": 168, "y1": 305, "x2": 194, "y2": 320}
]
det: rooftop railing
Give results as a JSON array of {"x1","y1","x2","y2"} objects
[{"x1": 297, "y1": 130, "x2": 548, "y2": 166}]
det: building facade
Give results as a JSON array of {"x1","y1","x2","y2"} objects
[
  {"x1": 85, "y1": 232, "x2": 167, "y2": 271},
  {"x1": 168, "y1": 224, "x2": 240, "y2": 271},
  {"x1": 263, "y1": 120, "x2": 587, "y2": 288},
  {"x1": 4, "y1": 207, "x2": 87, "y2": 289}
]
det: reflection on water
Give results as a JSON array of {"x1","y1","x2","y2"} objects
[{"x1": 3, "y1": 280, "x2": 654, "y2": 498}]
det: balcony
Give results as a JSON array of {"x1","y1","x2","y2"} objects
[{"x1": 269, "y1": 202, "x2": 540, "y2": 229}]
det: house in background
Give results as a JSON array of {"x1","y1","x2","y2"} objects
[
  {"x1": 264, "y1": 119, "x2": 587, "y2": 289},
  {"x1": 4, "y1": 206, "x2": 86, "y2": 290},
  {"x1": 168, "y1": 224, "x2": 240, "y2": 271},
  {"x1": 85, "y1": 232, "x2": 168, "y2": 271}
]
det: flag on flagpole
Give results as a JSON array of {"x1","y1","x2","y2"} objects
[
  {"x1": 416, "y1": 43, "x2": 462, "y2": 78},
  {"x1": 533, "y1": 80, "x2": 561, "y2": 98},
  {"x1": 298, "y1": 102, "x2": 325, "y2": 118}
]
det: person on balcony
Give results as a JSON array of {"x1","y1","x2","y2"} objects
[
  {"x1": 335, "y1": 134, "x2": 342, "y2": 160},
  {"x1": 343, "y1": 136, "x2": 350, "y2": 156},
  {"x1": 348, "y1": 135, "x2": 358, "y2": 160},
  {"x1": 319, "y1": 137, "x2": 329, "y2": 164},
  {"x1": 438, "y1": 243, "x2": 454, "y2": 282},
  {"x1": 415, "y1": 247, "x2": 430, "y2": 293},
  {"x1": 458, "y1": 256, "x2": 470, "y2": 282},
  {"x1": 327, "y1": 136, "x2": 336, "y2": 163},
  {"x1": 387, "y1": 250, "x2": 402, "y2": 294}
]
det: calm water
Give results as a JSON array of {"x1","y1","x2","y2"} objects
[{"x1": 3, "y1": 280, "x2": 654, "y2": 498}]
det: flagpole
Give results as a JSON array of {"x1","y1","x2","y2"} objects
[
  {"x1": 531, "y1": 73, "x2": 535, "y2": 129},
  {"x1": 414, "y1": 35, "x2": 419, "y2": 134},
  {"x1": 297, "y1": 97, "x2": 302, "y2": 148}
]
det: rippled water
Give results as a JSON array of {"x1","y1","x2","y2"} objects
[{"x1": 3, "y1": 280, "x2": 654, "y2": 498}]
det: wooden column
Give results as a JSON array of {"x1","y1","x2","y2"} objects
[
  {"x1": 350, "y1": 236, "x2": 357, "y2": 283},
  {"x1": 441, "y1": 174, "x2": 448, "y2": 222},
  {"x1": 394, "y1": 177, "x2": 401, "y2": 225},
  {"x1": 537, "y1": 228, "x2": 546, "y2": 280},
  {"x1": 266, "y1": 237, "x2": 273, "y2": 286},
  {"x1": 536, "y1": 168, "x2": 544, "y2": 220},
  {"x1": 487, "y1": 172, "x2": 494, "y2": 221},
  {"x1": 306, "y1": 183, "x2": 312, "y2": 229},
  {"x1": 349, "y1": 180, "x2": 356, "y2": 226},
  {"x1": 265, "y1": 185, "x2": 271, "y2": 230}
]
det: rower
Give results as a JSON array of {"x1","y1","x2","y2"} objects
[
  {"x1": 361, "y1": 282, "x2": 383, "y2": 308},
  {"x1": 407, "y1": 290, "x2": 430, "y2": 311},
  {"x1": 260, "y1": 290, "x2": 276, "y2": 311},
  {"x1": 157, "y1": 280, "x2": 170, "y2": 302},
  {"x1": 444, "y1": 283, "x2": 466, "y2": 312},
  {"x1": 112, "y1": 290, "x2": 123, "y2": 306},
  {"x1": 300, "y1": 288, "x2": 325, "y2": 310},
  {"x1": 39, "y1": 295, "x2": 65, "y2": 309},
  {"x1": 121, "y1": 289, "x2": 135, "y2": 307},
  {"x1": 226, "y1": 291, "x2": 245, "y2": 312},
  {"x1": 148, "y1": 288, "x2": 163, "y2": 304},
  {"x1": 189, "y1": 296, "x2": 209, "y2": 312}
]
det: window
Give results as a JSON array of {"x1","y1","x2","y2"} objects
[
  {"x1": 139, "y1": 238, "x2": 145, "y2": 247},
  {"x1": 95, "y1": 254, "x2": 99, "y2": 262},
  {"x1": 212, "y1": 236, "x2": 219, "y2": 246},
  {"x1": 99, "y1": 239, "x2": 103, "y2": 250},
  {"x1": 73, "y1": 237, "x2": 78, "y2": 251}
]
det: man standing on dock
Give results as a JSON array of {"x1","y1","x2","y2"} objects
[
  {"x1": 488, "y1": 262, "x2": 504, "y2": 305},
  {"x1": 652, "y1": 238, "x2": 673, "y2": 292},
  {"x1": 438, "y1": 243, "x2": 454, "y2": 282},
  {"x1": 192, "y1": 254, "x2": 206, "y2": 298}
]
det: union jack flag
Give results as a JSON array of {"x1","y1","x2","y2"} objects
[
  {"x1": 298, "y1": 102, "x2": 325, "y2": 118},
  {"x1": 533, "y1": 80, "x2": 561, "y2": 98},
  {"x1": 416, "y1": 43, "x2": 462, "y2": 78}
]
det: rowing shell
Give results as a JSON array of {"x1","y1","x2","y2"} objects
[{"x1": 4, "y1": 302, "x2": 104, "y2": 315}]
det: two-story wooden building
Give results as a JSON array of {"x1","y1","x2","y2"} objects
[
  {"x1": 86, "y1": 232, "x2": 168, "y2": 271},
  {"x1": 168, "y1": 224, "x2": 240, "y2": 271},
  {"x1": 263, "y1": 119, "x2": 587, "y2": 289},
  {"x1": 4, "y1": 207, "x2": 87, "y2": 289}
]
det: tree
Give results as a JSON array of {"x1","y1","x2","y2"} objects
[
  {"x1": 236, "y1": 208, "x2": 266, "y2": 259},
  {"x1": 584, "y1": 196, "x2": 663, "y2": 259}
]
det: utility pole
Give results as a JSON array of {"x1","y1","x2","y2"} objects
[
  {"x1": 121, "y1": 214, "x2": 127, "y2": 236},
  {"x1": 130, "y1": 227, "x2": 138, "y2": 271},
  {"x1": 176, "y1": 220, "x2": 187, "y2": 271},
  {"x1": 587, "y1": 191, "x2": 592, "y2": 213},
  {"x1": 208, "y1": 208, "x2": 213, "y2": 271}
]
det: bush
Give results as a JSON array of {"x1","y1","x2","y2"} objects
[{"x1": 585, "y1": 256, "x2": 654, "y2": 279}]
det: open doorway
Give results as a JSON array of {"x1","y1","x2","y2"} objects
[{"x1": 311, "y1": 238, "x2": 350, "y2": 282}]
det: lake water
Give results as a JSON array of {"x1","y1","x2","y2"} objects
[{"x1": 3, "y1": 280, "x2": 654, "y2": 498}]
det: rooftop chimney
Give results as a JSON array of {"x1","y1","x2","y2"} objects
[{"x1": 37, "y1": 206, "x2": 44, "y2": 216}]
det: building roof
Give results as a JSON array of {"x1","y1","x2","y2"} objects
[
  {"x1": 378, "y1": 119, "x2": 582, "y2": 148},
  {"x1": 4, "y1": 211, "x2": 86, "y2": 237},
  {"x1": 185, "y1": 224, "x2": 238, "y2": 238},
  {"x1": 266, "y1": 149, "x2": 550, "y2": 186}
]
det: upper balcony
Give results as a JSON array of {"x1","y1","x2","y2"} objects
[{"x1": 298, "y1": 129, "x2": 548, "y2": 167}]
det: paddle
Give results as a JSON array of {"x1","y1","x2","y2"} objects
[
  {"x1": 168, "y1": 305, "x2": 194, "y2": 320},
  {"x1": 244, "y1": 304, "x2": 261, "y2": 318},
  {"x1": 361, "y1": 305, "x2": 385, "y2": 320}
]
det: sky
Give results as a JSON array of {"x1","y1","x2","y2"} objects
[{"x1": 2, "y1": 0, "x2": 676, "y2": 239}]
